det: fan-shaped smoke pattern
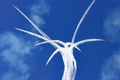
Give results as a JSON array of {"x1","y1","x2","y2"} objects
[
  {"x1": 15, "y1": 27, "x2": 103, "y2": 80},
  {"x1": 14, "y1": 0, "x2": 104, "y2": 80}
]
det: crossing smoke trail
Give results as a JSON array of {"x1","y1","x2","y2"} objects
[
  {"x1": 14, "y1": 0, "x2": 103, "y2": 80},
  {"x1": 72, "y1": 0, "x2": 95, "y2": 43},
  {"x1": 15, "y1": 27, "x2": 103, "y2": 80}
]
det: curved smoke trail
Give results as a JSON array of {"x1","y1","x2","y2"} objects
[
  {"x1": 14, "y1": 0, "x2": 103, "y2": 80},
  {"x1": 61, "y1": 49, "x2": 77, "y2": 80}
]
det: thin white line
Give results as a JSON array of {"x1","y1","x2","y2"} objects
[{"x1": 72, "y1": 0, "x2": 96, "y2": 43}]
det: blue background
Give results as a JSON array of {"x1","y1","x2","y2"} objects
[{"x1": 0, "y1": 0, "x2": 120, "y2": 80}]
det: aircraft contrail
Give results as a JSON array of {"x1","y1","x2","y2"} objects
[
  {"x1": 14, "y1": 5, "x2": 51, "y2": 40},
  {"x1": 14, "y1": 0, "x2": 104, "y2": 80},
  {"x1": 72, "y1": 0, "x2": 95, "y2": 43}
]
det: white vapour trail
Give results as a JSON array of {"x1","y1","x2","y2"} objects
[
  {"x1": 45, "y1": 39, "x2": 103, "y2": 80},
  {"x1": 15, "y1": 27, "x2": 78, "y2": 80},
  {"x1": 75, "y1": 39, "x2": 104, "y2": 46},
  {"x1": 16, "y1": 27, "x2": 103, "y2": 80},
  {"x1": 14, "y1": 6, "x2": 61, "y2": 50},
  {"x1": 13, "y1": 6, "x2": 51, "y2": 40},
  {"x1": 15, "y1": 28, "x2": 60, "y2": 48},
  {"x1": 72, "y1": 0, "x2": 95, "y2": 43},
  {"x1": 60, "y1": 48, "x2": 77, "y2": 80},
  {"x1": 34, "y1": 40, "x2": 65, "y2": 46},
  {"x1": 14, "y1": 0, "x2": 103, "y2": 80}
]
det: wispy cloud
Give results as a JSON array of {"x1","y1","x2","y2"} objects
[
  {"x1": 30, "y1": 0, "x2": 50, "y2": 26},
  {"x1": 103, "y1": 7, "x2": 120, "y2": 44},
  {"x1": 100, "y1": 7, "x2": 120, "y2": 80},
  {"x1": 0, "y1": 32, "x2": 32, "y2": 80},
  {"x1": 101, "y1": 53, "x2": 120, "y2": 80}
]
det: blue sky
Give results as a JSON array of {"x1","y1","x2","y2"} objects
[{"x1": 0, "y1": 0, "x2": 120, "y2": 80}]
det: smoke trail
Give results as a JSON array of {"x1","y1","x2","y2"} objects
[
  {"x1": 72, "y1": 0, "x2": 95, "y2": 43},
  {"x1": 14, "y1": 0, "x2": 103, "y2": 80},
  {"x1": 61, "y1": 49, "x2": 77, "y2": 80},
  {"x1": 15, "y1": 27, "x2": 78, "y2": 80},
  {"x1": 14, "y1": 6, "x2": 51, "y2": 40}
]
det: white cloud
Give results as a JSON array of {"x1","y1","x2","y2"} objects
[
  {"x1": 31, "y1": 15, "x2": 45, "y2": 25},
  {"x1": 0, "y1": 32, "x2": 32, "y2": 80},
  {"x1": 30, "y1": 0, "x2": 50, "y2": 26},
  {"x1": 1, "y1": 71, "x2": 29, "y2": 80},
  {"x1": 101, "y1": 53, "x2": 120, "y2": 80},
  {"x1": 100, "y1": 7, "x2": 120, "y2": 80},
  {"x1": 103, "y1": 7, "x2": 120, "y2": 44}
]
